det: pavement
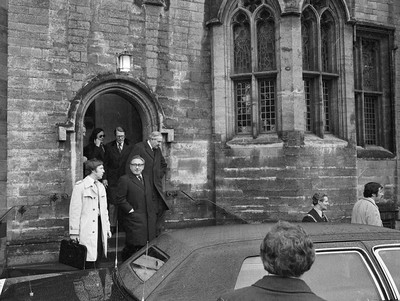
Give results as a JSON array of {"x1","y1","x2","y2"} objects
[{"x1": 0, "y1": 232, "x2": 126, "y2": 300}]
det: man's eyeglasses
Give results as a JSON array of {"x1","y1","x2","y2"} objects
[
  {"x1": 130, "y1": 163, "x2": 144, "y2": 167},
  {"x1": 98, "y1": 135, "x2": 105, "y2": 138}
]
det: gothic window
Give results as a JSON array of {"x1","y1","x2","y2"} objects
[
  {"x1": 354, "y1": 29, "x2": 394, "y2": 151},
  {"x1": 301, "y1": 4, "x2": 338, "y2": 137},
  {"x1": 231, "y1": 6, "x2": 277, "y2": 135}
]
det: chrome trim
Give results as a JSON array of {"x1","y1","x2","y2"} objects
[{"x1": 372, "y1": 244, "x2": 400, "y2": 299}]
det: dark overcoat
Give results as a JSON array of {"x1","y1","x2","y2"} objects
[
  {"x1": 126, "y1": 141, "x2": 169, "y2": 211},
  {"x1": 104, "y1": 139, "x2": 132, "y2": 186},
  {"x1": 83, "y1": 143, "x2": 105, "y2": 162},
  {"x1": 115, "y1": 172, "x2": 156, "y2": 247},
  {"x1": 217, "y1": 276, "x2": 325, "y2": 301},
  {"x1": 302, "y1": 208, "x2": 328, "y2": 222}
]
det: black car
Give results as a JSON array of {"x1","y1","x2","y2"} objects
[{"x1": 112, "y1": 223, "x2": 400, "y2": 301}]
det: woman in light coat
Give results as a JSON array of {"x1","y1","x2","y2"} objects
[{"x1": 69, "y1": 159, "x2": 112, "y2": 267}]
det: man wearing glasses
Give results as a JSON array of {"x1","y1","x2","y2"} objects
[
  {"x1": 116, "y1": 155, "x2": 156, "y2": 261},
  {"x1": 126, "y1": 131, "x2": 168, "y2": 236}
]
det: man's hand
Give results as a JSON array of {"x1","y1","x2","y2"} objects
[
  {"x1": 107, "y1": 231, "x2": 112, "y2": 238},
  {"x1": 103, "y1": 179, "x2": 108, "y2": 188}
]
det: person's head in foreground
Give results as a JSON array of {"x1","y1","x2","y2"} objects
[{"x1": 260, "y1": 220, "x2": 315, "y2": 277}]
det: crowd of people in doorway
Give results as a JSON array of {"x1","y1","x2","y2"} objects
[{"x1": 69, "y1": 126, "x2": 168, "y2": 268}]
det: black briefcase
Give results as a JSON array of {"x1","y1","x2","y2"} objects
[{"x1": 59, "y1": 239, "x2": 87, "y2": 269}]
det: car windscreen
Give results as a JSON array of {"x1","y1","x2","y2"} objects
[
  {"x1": 235, "y1": 249, "x2": 384, "y2": 301},
  {"x1": 374, "y1": 246, "x2": 400, "y2": 299}
]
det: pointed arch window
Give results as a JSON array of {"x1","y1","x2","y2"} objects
[
  {"x1": 232, "y1": 6, "x2": 277, "y2": 136},
  {"x1": 301, "y1": 4, "x2": 339, "y2": 137}
]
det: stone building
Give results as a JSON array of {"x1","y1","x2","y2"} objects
[{"x1": 0, "y1": 0, "x2": 399, "y2": 270}]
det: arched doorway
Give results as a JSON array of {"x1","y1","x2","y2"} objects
[
  {"x1": 59, "y1": 74, "x2": 164, "y2": 184},
  {"x1": 83, "y1": 93, "x2": 143, "y2": 149}
]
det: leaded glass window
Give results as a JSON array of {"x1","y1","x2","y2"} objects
[
  {"x1": 233, "y1": 13, "x2": 251, "y2": 74},
  {"x1": 301, "y1": 4, "x2": 338, "y2": 137},
  {"x1": 257, "y1": 10, "x2": 275, "y2": 71},
  {"x1": 231, "y1": 5, "x2": 277, "y2": 136},
  {"x1": 354, "y1": 30, "x2": 393, "y2": 151}
]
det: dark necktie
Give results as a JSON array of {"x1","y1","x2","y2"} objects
[
  {"x1": 118, "y1": 143, "x2": 122, "y2": 153},
  {"x1": 137, "y1": 175, "x2": 143, "y2": 183}
]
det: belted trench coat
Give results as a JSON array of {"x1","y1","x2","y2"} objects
[{"x1": 69, "y1": 176, "x2": 111, "y2": 261}]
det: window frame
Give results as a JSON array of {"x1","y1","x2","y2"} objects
[
  {"x1": 354, "y1": 26, "x2": 395, "y2": 153},
  {"x1": 301, "y1": 4, "x2": 340, "y2": 138},
  {"x1": 230, "y1": 5, "x2": 279, "y2": 138}
]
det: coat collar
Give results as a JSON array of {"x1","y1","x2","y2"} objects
[
  {"x1": 360, "y1": 197, "x2": 378, "y2": 208},
  {"x1": 253, "y1": 275, "x2": 315, "y2": 294},
  {"x1": 82, "y1": 175, "x2": 96, "y2": 188}
]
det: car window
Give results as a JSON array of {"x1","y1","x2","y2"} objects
[
  {"x1": 235, "y1": 250, "x2": 384, "y2": 301},
  {"x1": 374, "y1": 246, "x2": 400, "y2": 298},
  {"x1": 130, "y1": 246, "x2": 168, "y2": 282},
  {"x1": 234, "y1": 256, "x2": 265, "y2": 289},
  {"x1": 302, "y1": 250, "x2": 384, "y2": 301}
]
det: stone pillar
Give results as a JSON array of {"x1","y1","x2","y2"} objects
[
  {"x1": 143, "y1": 0, "x2": 165, "y2": 88},
  {"x1": 277, "y1": 11, "x2": 305, "y2": 146}
]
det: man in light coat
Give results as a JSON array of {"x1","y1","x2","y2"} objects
[
  {"x1": 70, "y1": 159, "x2": 112, "y2": 268},
  {"x1": 351, "y1": 182, "x2": 383, "y2": 227}
]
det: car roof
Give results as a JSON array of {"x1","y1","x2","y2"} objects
[{"x1": 157, "y1": 223, "x2": 400, "y2": 249}]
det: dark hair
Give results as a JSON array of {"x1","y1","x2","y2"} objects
[
  {"x1": 312, "y1": 193, "x2": 327, "y2": 206},
  {"x1": 260, "y1": 221, "x2": 315, "y2": 277},
  {"x1": 88, "y1": 128, "x2": 104, "y2": 145},
  {"x1": 85, "y1": 159, "x2": 103, "y2": 173},
  {"x1": 363, "y1": 182, "x2": 383, "y2": 198},
  {"x1": 114, "y1": 126, "x2": 125, "y2": 135}
]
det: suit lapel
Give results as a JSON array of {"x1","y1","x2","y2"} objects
[{"x1": 129, "y1": 173, "x2": 144, "y2": 190}]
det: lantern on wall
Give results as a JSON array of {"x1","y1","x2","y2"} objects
[{"x1": 117, "y1": 51, "x2": 132, "y2": 73}]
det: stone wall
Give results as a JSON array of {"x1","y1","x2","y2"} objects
[
  {"x1": 0, "y1": 0, "x2": 7, "y2": 276},
  {"x1": 215, "y1": 136, "x2": 357, "y2": 224},
  {"x1": 6, "y1": 0, "x2": 213, "y2": 265}
]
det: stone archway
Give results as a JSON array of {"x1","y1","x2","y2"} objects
[{"x1": 58, "y1": 73, "x2": 165, "y2": 185}]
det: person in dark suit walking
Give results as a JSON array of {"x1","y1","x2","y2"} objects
[
  {"x1": 103, "y1": 126, "x2": 132, "y2": 233},
  {"x1": 302, "y1": 193, "x2": 329, "y2": 222},
  {"x1": 126, "y1": 131, "x2": 168, "y2": 236},
  {"x1": 116, "y1": 155, "x2": 156, "y2": 261}
]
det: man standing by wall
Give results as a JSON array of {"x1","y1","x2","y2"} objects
[
  {"x1": 302, "y1": 193, "x2": 329, "y2": 222},
  {"x1": 104, "y1": 126, "x2": 132, "y2": 233},
  {"x1": 351, "y1": 182, "x2": 383, "y2": 227},
  {"x1": 126, "y1": 131, "x2": 168, "y2": 236}
]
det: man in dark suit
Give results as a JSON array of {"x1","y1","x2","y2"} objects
[
  {"x1": 115, "y1": 155, "x2": 156, "y2": 261},
  {"x1": 302, "y1": 193, "x2": 329, "y2": 222},
  {"x1": 103, "y1": 126, "x2": 132, "y2": 233},
  {"x1": 126, "y1": 131, "x2": 168, "y2": 236}
]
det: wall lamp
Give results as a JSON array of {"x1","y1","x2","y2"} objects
[{"x1": 117, "y1": 50, "x2": 132, "y2": 73}]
